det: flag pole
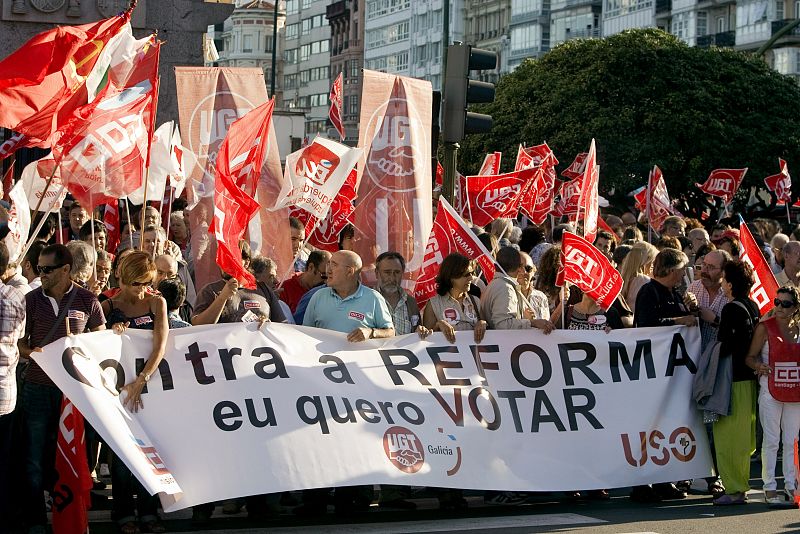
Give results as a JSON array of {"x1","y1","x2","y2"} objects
[
  {"x1": 560, "y1": 285, "x2": 566, "y2": 329},
  {"x1": 646, "y1": 168, "x2": 652, "y2": 243},
  {"x1": 19, "y1": 184, "x2": 66, "y2": 263},
  {"x1": 124, "y1": 200, "x2": 134, "y2": 248},
  {"x1": 56, "y1": 210, "x2": 62, "y2": 244},
  {"x1": 787, "y1": 202, "x2": 791, "y2": 225},
  {"x1": 165, "y1": 186, "x2": 174, "y2": 239},
  {"x1": 90, "y1": 192, "x2": 97, "y2": 279}
]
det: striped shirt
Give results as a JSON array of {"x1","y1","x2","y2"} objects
[
  {"x1": 24, "y1": 284, "x2": 105, "y2": 387},
  {"x1": 0, "y1": 283, "x2": 25, "y2": 415},
  {"x1": 687, "y1": 279, "x2": 729, "y2": 352}
]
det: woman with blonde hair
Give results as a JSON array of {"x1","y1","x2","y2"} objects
[
  {"x1": 619, "y1": 241, "x2": 658, "y2": 314},
  {"x1": 746, "y1": 285, "x2": 800, "y2": 505},
  {"x1": 102, "y1": 251, "x2": 169, "y2": 533}
]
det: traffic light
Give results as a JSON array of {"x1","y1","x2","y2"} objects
[{"x1": 442, "y1": 43, "x2": 497, "y2": 144}]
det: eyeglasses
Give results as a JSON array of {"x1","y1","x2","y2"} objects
[
  {"x1": 701, "y1": 263, "x2": 721, "y2": 271},
  {"x1": 37, "y1": 264, "x2": 65, "y2": 274},
  {"x1": 130, "y1": 280, "x2": 152, "y2": 287},
  {"x1": 774, "y1": 298, "x2": 798, "y2": 309},
  {"x1": 157, "y1": 270, "x2": 177, "y2": 280},
  {"x1": 524, "y1": 265, "x2": 534, "y2": 273}
]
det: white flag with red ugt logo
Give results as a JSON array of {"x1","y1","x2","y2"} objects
[
  {"x1": 696, "y1": 168, "x2": 748, "y2": 205},
  {"x1": 275, "y1": 137, "x2": 362, "y2": 220},
  {"x1": 556, "y1": 232, "x2": 622, "y2": 310},
  {"x1": 414, "y1": 198, "x2": 496, "y2": 308}
]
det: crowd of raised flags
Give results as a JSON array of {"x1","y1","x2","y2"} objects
[{"x1": 2, "y1": 3, "x2": 800, "y2": 533}]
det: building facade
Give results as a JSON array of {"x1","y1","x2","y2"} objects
[
  {"x1": 326, "y1": 0, "x2": 364, "y2": 144},
  {"x1": 205, "y1": 1, "x2": 285, "y2": 106},
  {"x1": 284, "y1": 0, "x2": 331, "y2": 136},
  {"x1": 463, "y1": 0, "x2": 510, "y2": 82},
  {"x1": 508, "y1": 0, "x2": 551, "y2": 70}
]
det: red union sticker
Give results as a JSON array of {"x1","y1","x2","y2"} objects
[
  {"x1": 134, "y1": 316, "x2": 153, "y2": 326},
  {"x1": 243, "y1": 300, "x2": 261, "y2": 309},
  {"x1": 443, "y1": 307, "x2": 459, "y2": 322},
  {"x1": 348, "y1": 311, "x2": 365, "y2": 321},
  {"x1": 383, "y1": 426, "x2": 425, "y2": 474},
  {"x1": 68, "y1": 310, "x2": 85, "y2": 320}
]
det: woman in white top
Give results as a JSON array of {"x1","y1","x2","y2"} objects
[
  {"x1": 423, "y1": 253, "x2": 487, "y2": 343},
  {"x1": 619, "y1": 241, "x2": 658, "y2": 314},
  {"x1": 518, "y1": 251, "x2": 550, "y2": 320},
  {"x1": 745, "y1": 285, "x2": 800, "y2": 505}
]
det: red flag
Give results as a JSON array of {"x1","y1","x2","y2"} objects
[
  {"x1": 414, "y1": 197, "x2": 497, "y2": 308},
  {"x1": 435, "y1": 161, "x2": 444, "y2": 188},
  {"x1": 765, "y1": 158, "x2": 792, "y2": 204},
  {"x1": 478, "y1": 152, "x2": 502, "y2": 176},
  {"x1": 556, "y1": 232, "x2": 623, "y2": 310},
  {"x1": 553, "y1": 178, "x2": 583, "y2": 219},
  {"x1": 633, "y1": 165, "x2": 675, "y2": 232},
  {"x1": 562, "y1": 152, "x2": 588, "y2": 180},
  {"x1": 51, "y1": 397, "x2": 92, "y2": 534},
  {"x1": 739, "y1": 216, "x2": 779, "y2": 314},
  {"x1": 0, "y1": 132, "x2": 32, "y2": 161},
  {"x1": 301, "y1": 168, "x2": 358, "y2": 252},
  {"x1": 50, "y1": 37, "x2": 161, "y2": 209},
  {"x1": 0, "y1": 11, "x2": 132, "y2": 146},
  {"x1": 329, "y1": 72, "x2": 345, "y2": 141},
  {"x1": 696, "y1": 168, "x2": 748, "y2": 205},
  {"x1": 458, "y1": 167, "x2": 536, "y2": 226},
  {"x1": 211, "y1": 98, "x2": 276, "y2": 288},
  {"x1": 516, "y1": 143, "x2": 558, "y2": 224},
  {"x1": 103, "y1": 202, "x2": 121, "y2": 253},
  {"x1": 577, "y1": 140, "x2": 600, "y2": 242}
]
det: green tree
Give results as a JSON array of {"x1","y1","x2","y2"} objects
[{"x1": 459, "y1": 29, "x2": 800, "y2": 216}]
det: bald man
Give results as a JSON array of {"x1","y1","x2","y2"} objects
[{"x1": 302, "y1": 250, "x2": 394, "y2": 342}]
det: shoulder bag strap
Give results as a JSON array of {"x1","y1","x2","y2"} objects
[{"x1": 40, "y1": 286, "x2": 80, "y2": 347}]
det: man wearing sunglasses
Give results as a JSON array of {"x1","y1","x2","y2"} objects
[{"x1": 17, "y1": 244, "x2": 106, "y2": 533}]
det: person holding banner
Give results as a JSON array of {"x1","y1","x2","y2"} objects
[
  {"x1": 745, "y1": 286, "x2": 800, "y2": 505},
  {"x1": 711, "y1": 260, "x2": 760, "y2": 505},
  {"x1": 481, "y1": 247, "x2": 554, "y2": 333},
  {"x1": 101, "y1": 251, "x2": 168, "y2": 533},
  {"x1": 775, "y1": 241, "x2": 800, "y2": 288},
  {"x1": 18, "y1": 244, "x2": 106, "y2": 532},
  {"x1": 422, "y1": 253, "x2": 487, "y2": 344},
  {"x1": 300, "y1": 249, "x2": 394, "y2": 515}
]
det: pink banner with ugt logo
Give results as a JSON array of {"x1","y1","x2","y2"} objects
[{"x1": 352, "y1": 71, "x2": 433, "y2": 284}]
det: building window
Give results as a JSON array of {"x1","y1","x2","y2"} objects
[
  {"x1": 349, "y1": 94, "x2": 359, "y2": 115},
  {"x1": 285, "y1": 74, "x2": 297, "y2": 90},
  {"x1": 243, "y1": 34, "x2": 253, "y2": 53},
  {"x1": 366, "y1": 0, "x2": 411, "y2": 20},
  {"x1": 716, "y1": 16, "x2": 725, "y2": 33},
  {"x1": 696, "y1": 11, "x2": 707, "y2": 37},
  {"x1": 286, "y1": 23, "x2": 299, "y2": 40},
  {"x1": 286, "y1": 0, "x2": 298, "y2": 15},
  {"x1": 285, "y1": 48, "x2": 298, "y2": 63},
  {"x1": 350, "y1": 59, "x2": 360, "y2": 80}
]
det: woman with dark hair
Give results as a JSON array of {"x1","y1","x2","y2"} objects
[
  {"x1": 422, "y1": 253, "x2": 487, "y2": 343},
  {"x1": 711, "y1": 260, "x2": 760, "y2": 505},
  {"x1": 535, "y1": 246, "x2": 568, "y2": 322},
  {"x1": 746, "y1": 285, "x2": 800, "y2": 505}
]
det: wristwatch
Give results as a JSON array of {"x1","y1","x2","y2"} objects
[{"x1": 139, "y1": 371, "x2": 151, "y2": 383}]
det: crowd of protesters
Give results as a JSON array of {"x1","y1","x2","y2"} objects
[{"x1": 1, "y1": 192, "x2": 800, "y2": 533}]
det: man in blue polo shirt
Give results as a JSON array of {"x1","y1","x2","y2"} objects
[
  {"x1": 303, "y1": 250, "x2": 394, "y2": 340},
  {"x1": 299, "y1": 250, "x2": 393, "y2": 516}
]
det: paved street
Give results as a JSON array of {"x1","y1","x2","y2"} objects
[{"x1": 68, "y1": 460, "x2": 800, "y2": 534}]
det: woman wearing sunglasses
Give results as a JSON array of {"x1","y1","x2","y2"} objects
[
  {"x1": 746, "y1": 285, "x2": 800, "y2": 506},
  {"x1": 710, "y1": 260, "x2": 761, "y2": 505},
  {"x1": 101, "y1": 251, "x2": 169, "y2": 534}
]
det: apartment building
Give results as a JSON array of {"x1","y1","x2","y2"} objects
[
  {"x1": 462, "y1": 0, "x2": 510, "y2": 82},
  {"x1": 284, "y1": 0, "x2": 332, "y2": 136},
  {"x1": 326, "y1": 0, "x2": 365, "y2": 144},
  {"x1": 508, "y1": 0, "x2": 551, "y2": 70}
]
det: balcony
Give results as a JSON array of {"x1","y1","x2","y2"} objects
[
  {"x1": 509, "y1": 46, "x2": 542, "y2": 59},
  {"x1": 567, "y1": 27, "x2": 601, "y2": 38},
  {"x1": 326, "y1": 0, "x2": 349, "y2": 22},
  {"x1": 510, "y1": 9, "x2": 550, "y2": 26},
  {"x1": 772, "y1": 19, "x2": 800, "y2": 38},
  {"x1": 696, "y1": 30, "x2": 735, "y2": 47}
]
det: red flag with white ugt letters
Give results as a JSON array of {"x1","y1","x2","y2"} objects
[
  {"x1": 738, "y1": 215, "x2": 779, "y2": 314},
  {"x1": 696, "y1": 168, "x2": 748, "y2": 205},
  {"x1": 556, "y1": 232, "x2": 623, "y2": 310},
  {"x1": 414, "y1": 197, "x2": 496, "y2": 308},
  {"x1": 458, "y1": 167, "x2": 537, "y2": 226}
]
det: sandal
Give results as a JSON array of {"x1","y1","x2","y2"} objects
[
  {"x1": 708, "y1": 481, "x2": 726, "y2": 499},
  {"x1": 140, "y1": 520, "x2": 166, "y2": 533},
  {"x1": 119, "y1": 521, "x2": 140, "y2": 534}
]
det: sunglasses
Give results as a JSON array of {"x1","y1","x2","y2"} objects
[
  {"x1": 460, "y1": 271, "x2": 475, "y2": 278},
  {"x1": 774, "y1": 298, "x2": 798, "y2": 309},
  {"x1": 130, "y1": 280, "x2": 152, "y2": 287},
  {"x1": 37, "y1": 264, "x2": 65, "y2": 274},
  {"x1": 524, "y1": 265, "x2": 534, "y2": 273}
]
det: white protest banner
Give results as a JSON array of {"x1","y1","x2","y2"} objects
[
  {"x1": 274, "y1": 137, "x2": 362, "y2": 220},
  {"x1": 35, "y1": 323, "x2": 711, "y2": 511}
]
